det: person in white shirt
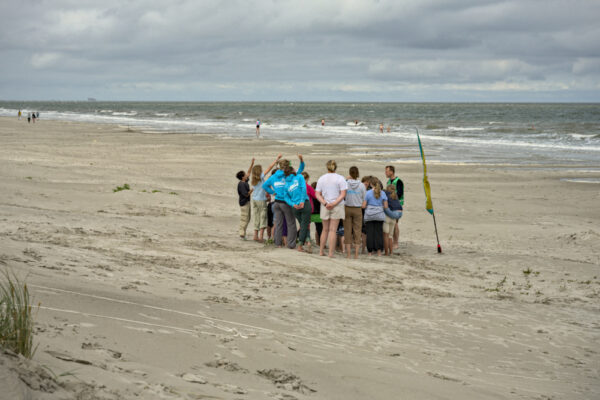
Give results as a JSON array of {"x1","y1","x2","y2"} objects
[{"x1": 315, "y1": 160, "x2": 348, "y2": 258}]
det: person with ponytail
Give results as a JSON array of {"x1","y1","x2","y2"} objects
[
  {"x1": 383, "y1": 184, "x2": 403, "y2": 255},
  {"x1": 361, "y1": 177, "x2": 388, "y2": 256}
]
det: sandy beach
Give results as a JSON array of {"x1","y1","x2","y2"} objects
[{"x1": 0, "y1": 116, "x2": 599, "y2": 399}]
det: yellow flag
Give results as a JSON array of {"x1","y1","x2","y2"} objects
[{"x1": 417, "y1": 129, "x2": 434, "y2": 215}]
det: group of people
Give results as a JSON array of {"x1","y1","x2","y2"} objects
[
  {"x1": 236, "y1": 155, "x2": 404, "y2": 258},
  {"x1": 18, "y1": 110, "x2": 40, "y2": 123}
]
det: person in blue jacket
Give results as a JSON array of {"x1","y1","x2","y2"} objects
[
  {"x1": 262, "y1": 154, "x2": 305, "y2": 249},
  {"x1": 283, "y1": 166, "x2": 311, "y2": 252}
]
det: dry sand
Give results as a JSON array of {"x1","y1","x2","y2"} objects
[{"x1": 0, "y1": 116, "x2": 599, "y2": 399}]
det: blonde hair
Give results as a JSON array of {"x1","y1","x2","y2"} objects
[
  {"x1": 370, "y1": 177, "x2": 382, "y2": 199},
  {"x1": 326, "y1": 160, "x2": 337, "y2": 172},
  {"x1": 251, "y1": 165, "x2": 263, "y2": 186},
  {"x1": 386, "y1": 184, "x2": 398, "y2": 200},
  {"x1": 278, "y1": 159, "x2": 290, "y2": 169}
]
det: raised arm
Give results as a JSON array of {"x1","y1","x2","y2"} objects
[
  {"x1": 264, "y1": 154, "x2": 282, "y2": 175},
  {"x1": 297, "y1": 154, "x2": 305, "y2": 174},
  {"x1": 246, "y1": 158, "x2": 255, "y2": 178}
]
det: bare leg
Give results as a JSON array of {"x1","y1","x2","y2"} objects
[
  {"x1": 327, "y1": 219, "x2": 340, "y2": 258},
  {"x1": 354, "y1": 244, "x2": 359, "y2": 259},
  {"x1": 259, "y1": 228, "x2": 265, "y2": 242},
  {"x1": 345, "y1": 244, "x2": 351, "y2": 259},
  {"x1": 253, "y1": 230, "x2": 259, "y2": 241},
  {"x1": 383, "y1": 233, "x2": 390, "y2": 255},
  {"x1": 393, "y1": 222, "x2": 399, "y2": 248}
]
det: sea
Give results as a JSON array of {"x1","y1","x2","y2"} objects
[{"x1": 1, "y1": 101, "x2": 599, "y2": 170}]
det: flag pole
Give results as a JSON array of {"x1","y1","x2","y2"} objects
[
  {"x1": 432, "y1": 211, "x2": 442, "y2": 253},
  {"x1": 416, "y1": 128, "x2": 442, "y2": 253}
]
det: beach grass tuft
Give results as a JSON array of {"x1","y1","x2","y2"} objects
[
  {"x1": 0, "y1": 270, "x2": 38, "y2": 359},
  {"x1": 113, "y1": 183, "x2": 131, "y2": 192}
]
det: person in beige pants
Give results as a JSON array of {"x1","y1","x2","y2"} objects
[{"x1": 236, "y1": 159, "x2": 255, "y2": 239}]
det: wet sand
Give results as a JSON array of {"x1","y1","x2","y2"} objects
[{"x1": 0, "y1": 117, "x2": 599, "y2": 399}]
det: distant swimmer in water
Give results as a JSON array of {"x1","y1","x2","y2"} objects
[
  {"x1": 379, "y1": 123, "x2": 384, "y2": 133},
  {"x1": 256, "y1": 119, "x2": 261, "y2": 138},
  {"x1": 354, "y1": 120, "x2": 358, "y2": 126},
  {"x1": 387, "y1": 126, "x2": 391, "y2": 133},
  {"x1": 321, "y1": 119, "x2": 325, "y2": 126}
]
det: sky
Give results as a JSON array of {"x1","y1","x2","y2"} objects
[{"x1": 1, "y1": 0, "x2": 599, "y2": 102}]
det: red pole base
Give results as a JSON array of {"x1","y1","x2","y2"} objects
[{"x1": 437, "y1": 244, "x2": 442, "y2": 253}]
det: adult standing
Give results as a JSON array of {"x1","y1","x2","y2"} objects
[
  {"x1": 385, "y1": 165, "x2": 404, "y2": 248},
  {"x1": 18, "y1": 110, "x2": 22, "y2": 120},
  {"x1": 315, "y1": 160, "x2": 347, "y2": 258},
  {"x1": 344, "y1": 166, "x2": 365, "y2": 259},
  {"x1": 256, "y1": 119, "x2": 261, "y2": 138},
  {"x1": 27, "y1": 112, "x2": 31, "y2": 123},
  {"x1": 263, "y1": 154, "x2": 305, "y2": 249}
]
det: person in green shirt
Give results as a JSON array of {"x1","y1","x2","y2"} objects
[{"x1": 385, "y1": 165, "x2": 404, "y2": 249}]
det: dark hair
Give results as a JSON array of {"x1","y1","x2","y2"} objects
[
  {"x1": 349, "y1": 166, "x2": 359, "y2": 179},
  {"x1": 283, "y1": 165, "x2": 295, "y2": 177},
  {"x1": 361, "y1": 175, "x2": 371, "y2": 183},
  {"x1": 301, "y1": 171, "x2": 309, "y2": 181},
  {"x1": 236, "y1": 170, "x2": 245, "y2": 180},
  {"x1": 385, "y1": 165, "x2": 395, "y2": 173},
  {"x1": 311, "y1": 181, "x2": 317, "y2": 189}
]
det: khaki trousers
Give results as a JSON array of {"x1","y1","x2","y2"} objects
[
  {"x1": 344, "y1": 206, "x2": 363, "y2": 246},
  {"x1": 239, "y1": 203, "x2": 251, "y2": 236},
  {"x1": 252, "y1": 200, "x2": 268, "y2": 230}
]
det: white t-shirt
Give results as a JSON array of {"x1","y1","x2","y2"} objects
[{"x1": 316, "y1": 173, "x2": 348, "y2": 204}]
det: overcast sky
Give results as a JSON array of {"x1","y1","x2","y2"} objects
[{"x1": 1, "y1": 0, "x2": 599, "y2": 102}]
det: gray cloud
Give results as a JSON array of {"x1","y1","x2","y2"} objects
[{"x1": 0, "y1": 0, "x2": 598, "y2": 101}]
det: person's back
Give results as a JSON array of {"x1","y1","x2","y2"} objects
[
  {"x1": 345, "y1": 178, "x2": 365, "y2": 207},
  {"x1": 385, "y1": 190, "x2": 402, "y2": 211}
]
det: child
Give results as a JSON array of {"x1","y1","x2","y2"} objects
[
  {"x1": 383, "y1": 184, "x2": 403, "y2": 255},
  {"x1": 250, "y1": 155, "x2": 281, "y2": 242},
  {"x1": 336, "y1": 220, "x2": 345, "y2": 253},
  {"x1": 236, "y1": 160, "x2": 254, "y2": 239},
  {"x1": 362, "y1": 178, "x2": 387, "y2": 256},
  {"x1": 345, "y1": 166, "x2": 366, "y2": 259}
]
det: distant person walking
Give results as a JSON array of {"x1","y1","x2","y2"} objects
[
  {"x1": 321, "y1": 119, "x2": 325, "y2": 126},
  {"x1": 27, "y1": 112, "x2": 31, "y2": 123},
  {"x1": 18, "y1": 110, "x2": 21, "y2": 120},
  {"x1": 256, "y1": 119, "x2": 261, "y2": 138},
  {"x1": 32, "y1": 112, "x2": 36, "y2": 123},
  {"x1": 379, "y1": 123, "x2": 384, "y2": 133}
]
